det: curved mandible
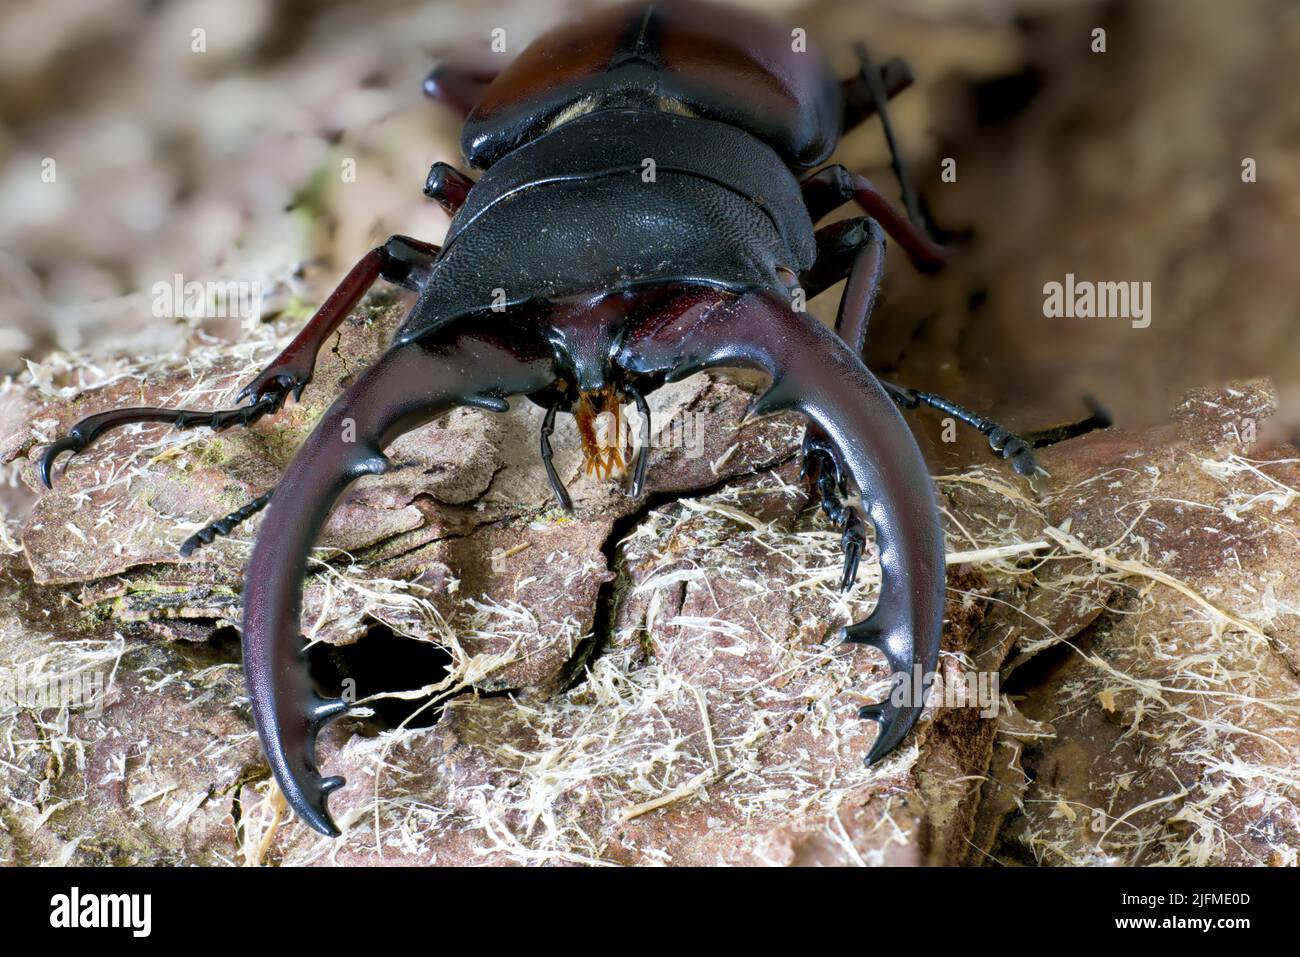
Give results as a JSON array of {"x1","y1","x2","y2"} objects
[
  {"x1": 618, "y1": 291, "x2": 945, "y2": 763},
  {"x1": 241, "y1": 329, "x2": 556, "y2": 836}
]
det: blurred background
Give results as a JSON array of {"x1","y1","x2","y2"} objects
[{"x1": 1, "y1": 0, "x2": 1297, "y2": 465}]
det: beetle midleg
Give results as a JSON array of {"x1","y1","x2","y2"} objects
[
  {"x1": 241, "y1": 321, "x2": 557, "y2": 837},
  {"x1": 801, "y1": 217, "x2": 1037, "y2": 476},
  {"x1": 881, "y1": 383, "x2": 1038, "y2": 476}
]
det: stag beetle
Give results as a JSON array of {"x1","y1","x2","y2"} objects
[{"x1": 40, "y1": 0, "x2": 1037, "y2": 837}]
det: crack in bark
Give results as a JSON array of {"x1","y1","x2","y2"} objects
[
  {"x1": 560, "y1": 448, "x2": 802, "y2": 691},
  {"x1": 1022, "y1": 399, "x2": 1113, "y2": 449},
  {"x1": 972, "y1": 588, "x2": 1135, "y2": 864}
]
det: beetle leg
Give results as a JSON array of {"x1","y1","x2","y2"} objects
[
  {"x1": 800, "y1": 217, "x2": 884, "y2": 301},
  {"x1": 799, "y1": 217, "x2": 886, "y2": 588},
  {"x1": 799, "y1": 217, "x2": 1037, "y2": 475},
  {"x1": 814, "y1": 218, "x2": 887, "y2": 356},
  {"x1": 1019, "y1": 396, "x2": 1112, "y2": 447},
  {"x1": 237, "y1": 235, "x2": 442, "y2": 404},
  {"x1": 39, "y1": 236, "x2": 442, "y2": 488},
  {"x1": 800, "y1": 435, "x2": 868, "y2": 591},
  {"x1": 882, "y1": 382, "x2": 1038, "y2": 476},
  {"x1": 242, "y1": 322, "x2": 556, "y2": 837},
  {"x1": 39, "y1": 396, "x2": 283, "y2": 489},
  {"x1": 800, "y1": 164, "x2": 945, "y2": 273},
  {"x1": 619, "y1": 290, "x2": 944, "y2": 764}
]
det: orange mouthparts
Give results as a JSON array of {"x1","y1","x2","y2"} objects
[{"x1": 574, "y1": 386, "x2": 627, "y2": 480}]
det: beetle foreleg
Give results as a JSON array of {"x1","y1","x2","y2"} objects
[
  {"x1": 423, "y1": 162, "x2": 476, "y2": 216},
  {"x1": 800, "y1": 217, "x2": 885, "y2": 302},
  {"x1": 800, "y1": 216, "x2": 883, "y2": 588},
  {"x1": 39, "y1": 236, "x2": 443, "y2": 489},
  {"x1": 800, "y1": 434, "x2": 869, "y2": 592},
  {"x1": 241, "y1": 324, "x2": 555, "y2": 837},
  {"x1": 237, "y1": 235, "x2": 442, "y2": 405},
  {"x1": 39, "y1": 394, "x2": 282, "y2": 489}
]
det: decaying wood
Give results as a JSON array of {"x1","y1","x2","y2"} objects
[{"x1": 1, "y1": 297, "x2": 1296, "y2": 865}]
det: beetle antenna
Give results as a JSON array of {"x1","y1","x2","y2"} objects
[
  {"x1": 540, "y1": 400, "x2": 573, "y2": 511},
  {"x1": 625, "y1": 382, "x2": 651, "y2": 498}
]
